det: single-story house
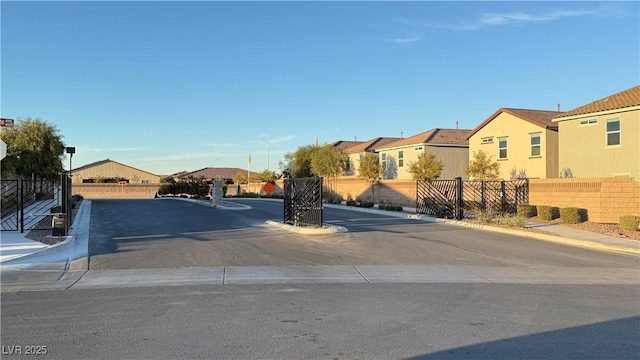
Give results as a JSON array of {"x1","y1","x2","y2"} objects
[{"x1": 71, "y1": 159, "x2": 163, "y2": 184}]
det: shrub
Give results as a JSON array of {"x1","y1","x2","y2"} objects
[
  {"x1": 537, "y1": 205, "x2": 553, "y2": 221},
  {"x1": 619, "y1": 215, "x2": 640, "y2": 231},
  {"x1": 560, "y1": 207, "x2": 581, "y2": 224},
  {"x1": 324, "y1": 193, "x2": 343, "y2": 204},
  {"x1": 358, "y1": 201, "x2": 374, "y2": 208},
  {"x1": 346, "y1": 200, "x2": 357, "y2": 206},
  {"x1": 475, "y1": 210, "x2": 493, "y2": 224},
  {"x1": 517, "y1": 204, "x2": 533, "y2": 218},
  {"x1": 497, "y1": 215, "x2": 525, "y2": 228}
]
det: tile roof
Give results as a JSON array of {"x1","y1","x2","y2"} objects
[
  {"x1": 178, "y1": 167, "x2": 258, "y2": 180},
  {"x1": 464, "y1": 108, "x2": 561, "y2": 140},
  {"x1": 376, "y1": 128, "x2": 472, "y2": 150},
  {"x1": 553, "y1": 85, "x2": 640, "y2": 119},
  {"x1": 344, "y1": 137, "x2": 402, "y2": 153},
  {"x1": 72, "y1": 158, "x2": 159, "y2": 177},
  {"x1": 330, "y1": 140, "x2": 365, "y2": 150}
]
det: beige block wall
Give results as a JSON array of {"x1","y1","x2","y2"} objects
[
  {"x1": 529, "y1": 177, "x2": 640, "y2": 223},
  {"x1": 557, "y1": 109, "x2": 640, "y2": 179},
  {"x1": 468, "y1": 112, "x2": 559, "y2": 179},
  {"x1": 73, "y1": 184, "x2": 162, "y2": 199}
]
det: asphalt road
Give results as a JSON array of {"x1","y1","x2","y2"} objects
[
  {"x1": 87, "y1": 199, "x2": 639, "y2": 269},
  {"x1": 1, "y1": 283, "x2": 638, "y2": 360}
]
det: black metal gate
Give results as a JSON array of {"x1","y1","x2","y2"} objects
[
  {"x1": 0, "y1": 177, "x2": 73, "y2": 233},
  {"x1": 1, "y1": 180, "x2": 19, "y2": 231},
  {"x1": 417, "y1": 178, "x2": 529, "y2": 220},
  {"x1": 283, "y1": 177, "x2": 323, "y2": 227},
  {"x1": 416, "y1": 179, "x2": 459, "y2": 219}
]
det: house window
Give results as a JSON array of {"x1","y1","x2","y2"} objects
[
  {"x1": 498, "y1": 138, "x2": 508, "y2": 159},
  {"x1": 606, "y1": 119, "x2": 620, "y2": 146},
  {"x1": 481, "y1": 137, "x2": 494, "y2": 144},
  {"x1": 398, "y1": 151, "x2": 404, "y2": 167},
  {"x1": 579, "y1": 118, "x2": 598, "y2": 126},
  {"x1": 345, "y1": 157, "x2": 351, "y2": 172},
  {"x1": 530, "y1": 133, "x2": 541, "y2": 157},
  {"x1": 381, "y1": 153, "x2": 387, "y2": 168},
  {"x1": 142, "y1": 180, "x2": 150, "y2": 184}
]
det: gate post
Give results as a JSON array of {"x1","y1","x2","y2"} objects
[
  {"x1": 455, "y1": 177, "x2": 463, "y2": 220},
  {"x1": 481, "y1": 180, "x2": 486, "y2": 212},
  {"x1": 20, "y1": 179, "x2": 24, "y2": 233}
]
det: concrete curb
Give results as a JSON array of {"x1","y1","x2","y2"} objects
[
  {"x1": 265, "y1": 220, "x2": 348, "y2": 234},
  {"x1": 323, "y1": 203, "x2": 639, "y2": 257}
]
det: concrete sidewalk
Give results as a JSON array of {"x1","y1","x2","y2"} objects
[{"x1": 0, "y1": 200, "x2": 91, "y2": 267}]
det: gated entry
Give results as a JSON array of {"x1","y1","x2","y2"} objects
[
  {"x1": 417, "y1": 178, "x2": 529, "y2": 220},
  {"x1": 0, "y1": 177, "x2": 73, "y2": 233},
  {"x1": 283, "y1": 177, "x2": 323, "y2": 227}
]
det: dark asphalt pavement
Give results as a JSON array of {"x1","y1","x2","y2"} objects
[{"x1": 88, "y1": 199, "x2": 639, "y2": 270}]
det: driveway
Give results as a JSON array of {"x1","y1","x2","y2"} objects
[{"x1": 87, "y1": 199, "x2": 639, "y2": 270}]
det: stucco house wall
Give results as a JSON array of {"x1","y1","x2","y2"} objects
[
  {"x1": 466, "y1": 108, "x2": 561, "y2": 180},
  {"x1": 553, "y1": 85, "x2": 640, "y2": 180},
  {"x1": 71, "y1": 159, "x2": 162, "y2": 184}
]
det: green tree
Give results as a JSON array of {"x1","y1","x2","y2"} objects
[
  {"x1": 311, "y1": 145, "x2": 347, "y2": 192},
  {"x1": 281, "y1": 145, "x2": 317, "y2": 178},
  {"x1": 0, "y1": 117, "x2": 66, "y2": 180},
  {"x1": 465, "y1": 150, "x2": 500, "y2": 180},
  {"x1": 407, "y1": 152, "x2": 444, "y2": 180},
  {"x1": 358, "y1": 153, "x2": 385, "y2": 202},
  {"x1": 259, "y1": 169, "x2": 277, "y2": 183},
  {"x1": 233, "y1": 171, "x2": 248, "y2": 185}
]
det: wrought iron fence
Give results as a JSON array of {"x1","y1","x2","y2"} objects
[
  {"x1": 1, "y1": 180, "x2": 19, "y2": 231},
  {"x1": 416, "y1": 179, "x2": 457, "y2": 218},
  {"x1": 417, "y1": 178, "x2": 529, "y2": 220},
  {"x1": 283, "y1": 177, "x2": 323, "y2": 227},
  {"x1": 0, "y1": 177, "x2": 73, "y2": 233}
]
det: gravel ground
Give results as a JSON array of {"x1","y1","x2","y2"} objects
[
  {"x1": 25, "y1": 201, "x2": 82, "y2": 245},
  {"x1": 461, "y1": 216, "x2": 640, "y2": 241}
]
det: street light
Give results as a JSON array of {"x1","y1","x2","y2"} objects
[
  {"x1": 65, "y1": 147, "x2": 75, "y2": 176},
  {"x1": 263, "y1": 139, "x2": 270, "y2": 172}
]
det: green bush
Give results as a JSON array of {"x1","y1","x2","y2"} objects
[
  {"x1": 378, "y1": 204, "x2": 403, "y2": 211},
  {"x1": 619, "y1": 215, "x2": 640, "y2": 231},
  {"x1": 358, "y1": 201, "x2": 375, "y2": 208},
  {"x1": 560, "y1": 207, "x2": 581, "y2": 224},
  {"x1": 346, "y1": 200, "x2": 357, "y2": 206},
  {"x1": 497, "y1": 215, "x2": 526, "y2": 228},
  {"x1": 517, "y1": 204, "x2": 533, "y2": 218},
  {"x1": 324, "y1": 193, "x2": 343, "y2": 204},
  {"x1": 537, "y1": 205, "x2": 553, "y2": 221}
]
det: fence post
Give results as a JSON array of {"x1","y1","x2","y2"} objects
[
  {"x1": 481, "y1": 180, "x2": 486, "y2": 212},
  {"x1": 455, "y1": 177, "x2": 463, "y2": 220},
  {"x1": 20, "y1": 179, "x2": 24, "y2": 233}
]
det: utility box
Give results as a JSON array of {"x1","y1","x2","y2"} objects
[{"x1": 52, "y1": 213, "x2": 66, "y2": 236}]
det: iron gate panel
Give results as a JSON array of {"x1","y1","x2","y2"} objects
[
  {"x1": 416, "y1": 180, "x2": 457, "y2": 218},
  {"x1": 283, "y1": 177, "x2": 323, "y2": 227},
  {"x1": 1, "y1": 180, "x2": 19, "y2": 231},
  {"x1": 418, "y1": 179, "x2": 529, "y2": 219},
  {"x1": 21, "y1": 179, "x2": 60, "y2": 232}
]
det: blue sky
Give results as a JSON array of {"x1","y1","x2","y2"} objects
[{"x1": 1, "y1": 1, "x2": 638, "y2": 176}]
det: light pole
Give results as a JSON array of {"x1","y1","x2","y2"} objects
[
  {"x1": 64, "y1": 147, "x2": 75, "y2": 234},
  {"x1": 263, "y1": 139, "x2": 270, "y2": 172}
]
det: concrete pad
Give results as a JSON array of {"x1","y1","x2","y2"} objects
[
  {"x1": 265, "y1": 220, "x2": 347, "y2": 234},
  {"x1": 225, "y1": 266, "x2": 367, "y2": 284},
  {"x1": 356, "y1": 265, "x2": 490, "y2": 284},
  {"x1": 465, "y1": 266, "x2": 640, "y2": 284},
  {"x1": 73, "y1": 267, "x2": 225, "y2": 289}
]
